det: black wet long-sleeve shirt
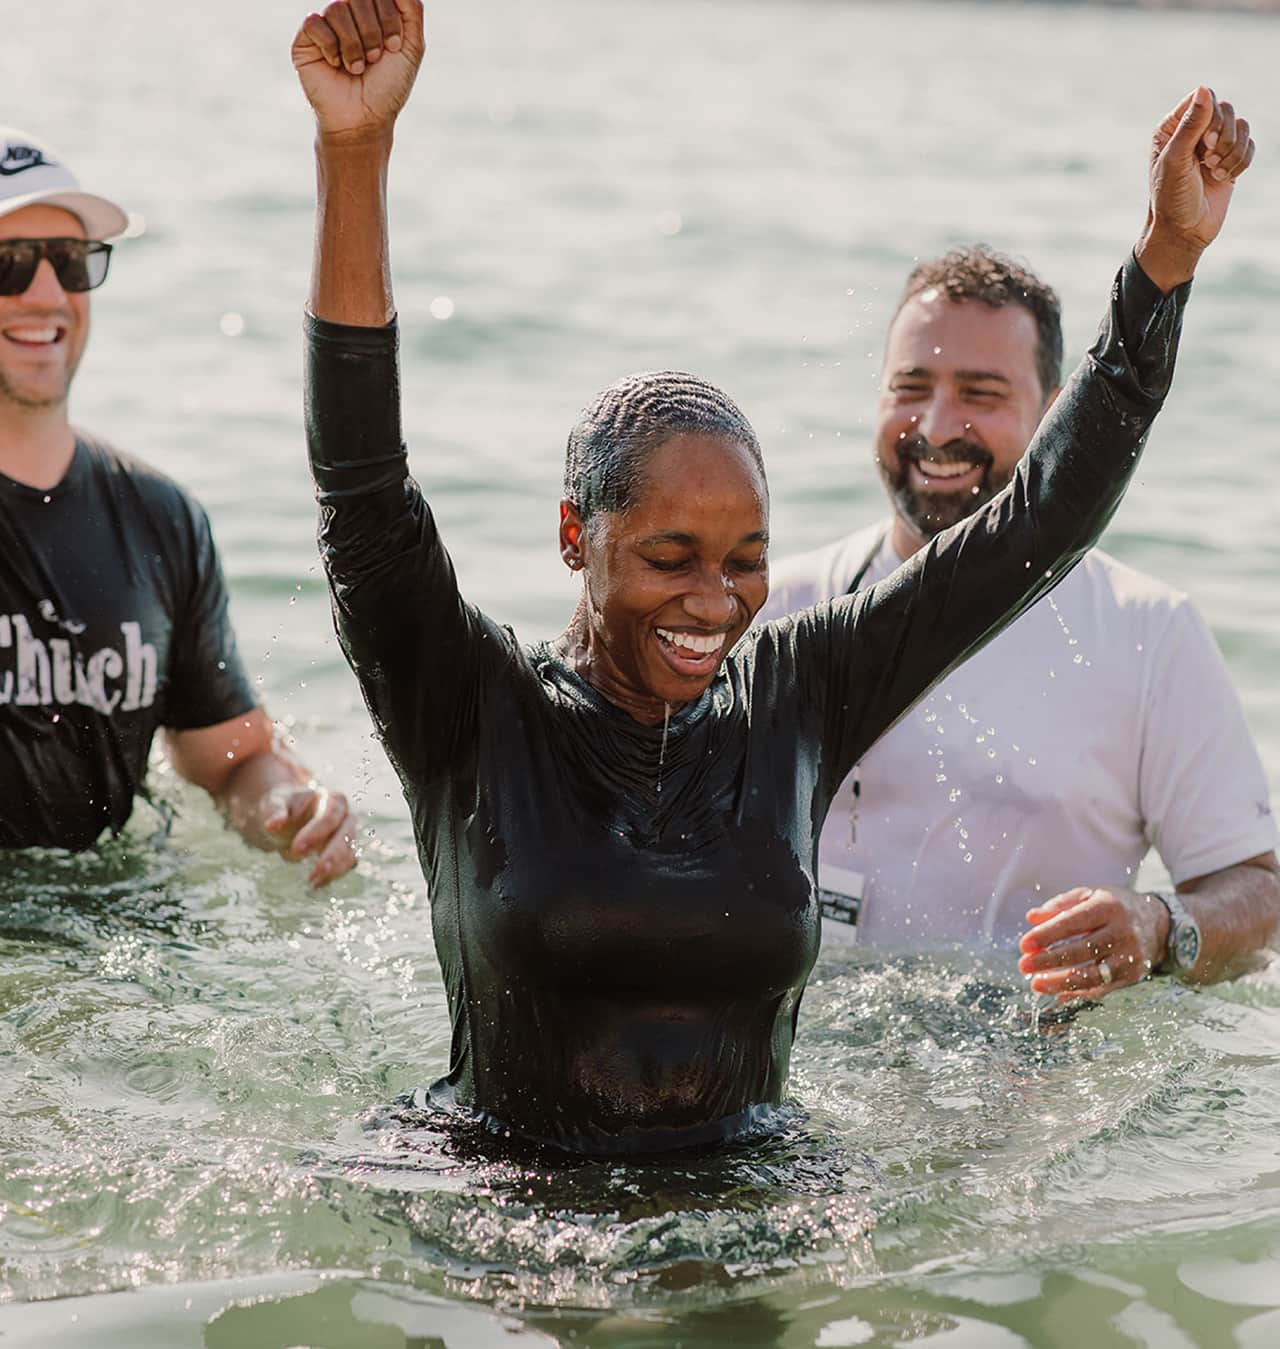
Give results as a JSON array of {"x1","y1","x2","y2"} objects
[
  {"x1": 306, "y1": 256, "x2": 1187, "y2": 1154},
  {"x1": 0, "y1": 436, "x2": 255, "y2": 849}
]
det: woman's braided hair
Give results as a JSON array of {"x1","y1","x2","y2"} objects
[{"x1": 564, "y1": 371, "x2": 765, "y2": 526}]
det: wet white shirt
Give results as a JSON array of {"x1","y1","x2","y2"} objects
[{"x1": 760, "y1": 522, "x2": 1279, "y2": 949}]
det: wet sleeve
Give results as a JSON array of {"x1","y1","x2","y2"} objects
[
  {"x1": 781, "y1": 254, "x2": 1191, "y2": 797},
  {"x1": 305, "y1": 313, "x2": 509, "y2": 788},
  {"x1": 1139, "y1": 600, "x2": 1278, "y2": 883},
  {"x1": 163, "y1": 501, "x2": 257, "y2": 731}
]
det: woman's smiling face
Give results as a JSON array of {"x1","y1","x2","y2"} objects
[{"x1": 560, "y1": 430, "x2": 769, "y2": 722}]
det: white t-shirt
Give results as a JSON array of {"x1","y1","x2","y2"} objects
[{"x1": 760, "y1": 523, "x2": 1278, "y2": 949}]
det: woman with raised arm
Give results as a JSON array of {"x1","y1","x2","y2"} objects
[{"x1": 294, "y1": 0, "x2": 1252, "y2": 1155}]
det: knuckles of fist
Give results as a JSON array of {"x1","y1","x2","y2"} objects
[{"x1": 302, "y1": 0, "x2": 417, "y2": 71}]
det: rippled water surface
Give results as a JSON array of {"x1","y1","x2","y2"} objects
[{"x1": 5, "y1": 0, "x2": 1280, "y2": 1343}]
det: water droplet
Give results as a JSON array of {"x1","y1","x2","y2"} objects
[{"x1": 656, "y1": 701, "x2": 672, "y2": 795}]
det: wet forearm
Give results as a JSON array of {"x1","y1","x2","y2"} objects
[
  {"x1": 1178, "y1": 856, "x2": 1280, "y2": 983},
  {"x1": 216, "y1": 748, "x2": 312, "y2": 851},
  {"x1": 310, "y1": 131, "x2": 395, "y2": 327}
]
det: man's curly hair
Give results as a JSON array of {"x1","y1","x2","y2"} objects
[{"x1": 897, "y1": 245, "x2": 1063, "y2": 398}]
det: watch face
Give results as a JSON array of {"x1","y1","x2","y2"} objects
[{"x1": 1174, "y1": 922, "x2": 1201, "y2": 970}]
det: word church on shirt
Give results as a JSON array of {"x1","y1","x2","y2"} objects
[{"x1": 0, "y1": 614, "x2": 157, "y2": 714}]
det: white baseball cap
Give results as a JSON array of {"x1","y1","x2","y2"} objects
[{"x1": 0, "y1": 127, "x2": 129, "y2": 241}]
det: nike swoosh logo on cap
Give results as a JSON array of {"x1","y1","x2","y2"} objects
[{"x1": 0, "y1": 147, "x2": 51, "y2": 176}]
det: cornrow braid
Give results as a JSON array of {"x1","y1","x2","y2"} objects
[{"x1": 564, "y1": 370, "x2": 765, "y2": 526}]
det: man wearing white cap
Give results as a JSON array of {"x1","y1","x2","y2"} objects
[{"x1": 0, "y1": 128, "x2": 358, "y2": 885}]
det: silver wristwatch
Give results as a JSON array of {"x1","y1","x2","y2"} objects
[{"x1": 1149, "y1": 889, "x2": 1202, "y2": 976}]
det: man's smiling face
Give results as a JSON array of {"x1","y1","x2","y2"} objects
[
  {"x1": 874, "y1": 291, "x2": 1054, "y2": 550},
  {"x1": 0, "y1": 203, "x2": 91, "y2": 414}
]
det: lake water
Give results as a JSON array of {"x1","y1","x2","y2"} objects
[{"x1": 4, "y1": 0, "x2": 1280, "y2": 1344}]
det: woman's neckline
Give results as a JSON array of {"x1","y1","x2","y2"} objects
[{"x1": 534, "y1": 640, "x2": 716, "y2": 734}]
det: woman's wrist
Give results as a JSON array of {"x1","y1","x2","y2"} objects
[{"x1": 1135, "y1": 223, "x2": 1204, "y2": 294}]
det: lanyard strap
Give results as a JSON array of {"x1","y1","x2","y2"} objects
[
  {"x1": 837, "y1": 525, "x2": 891, "y2": 861},
  {"x1": 844, "y1": 524, "x2": 891, "y2": 596}
]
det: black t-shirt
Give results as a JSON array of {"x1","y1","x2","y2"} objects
[
  {"x1": 305, "y1": 256, "x2": 1187, "y2": 1155},
  {"x1": 0, "y1": 435, "x2": 256, "y2": 849}
]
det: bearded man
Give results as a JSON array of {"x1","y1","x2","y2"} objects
[{"x1": 763, "y1": 224, "x2": 1278, "y2": 1000}]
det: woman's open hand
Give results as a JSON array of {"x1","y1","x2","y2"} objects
[{"x1": 293, "y1": 0, "x2": 426, "y2": 142}]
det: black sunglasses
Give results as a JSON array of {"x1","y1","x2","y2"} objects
[{"x1": 0, "y1": 238, "x2": 113, "y2": 297}]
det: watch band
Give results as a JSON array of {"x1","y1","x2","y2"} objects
[{"x1": 1148, "y1": 889, "x2": 1202, "y2": 976}]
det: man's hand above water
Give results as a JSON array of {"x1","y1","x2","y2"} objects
[
  {"x1": 167, "y1": 710, "x2": 358, "y2": 889},
  {"x1": 1016, "y1": 885, "x2": 1168, "y2": 1003},
  {"x1": 1018, "y1": 855, "x2": 1280, "y2": 1003}
]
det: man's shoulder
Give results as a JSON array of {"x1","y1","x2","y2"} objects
[
  {"x1": 1073, "y1": 548, "x2": 1192, "y2": 621},
  {"x1": 75, "y1": 431, "x2": 207, "y2": 524},
  {"x1": 762, "y1": 521, "x2": 888, "y2": 621}
]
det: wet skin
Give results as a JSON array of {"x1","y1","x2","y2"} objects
[
  {"x1": 557, "y1": 432, "x2": 770, "y2": 725},
  {"x1": 875, "y1": 295, "x2": 1055, "y2": 559},
  {"x1": 0, "y1": 205, "x2": 90, "y2": 414}
]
